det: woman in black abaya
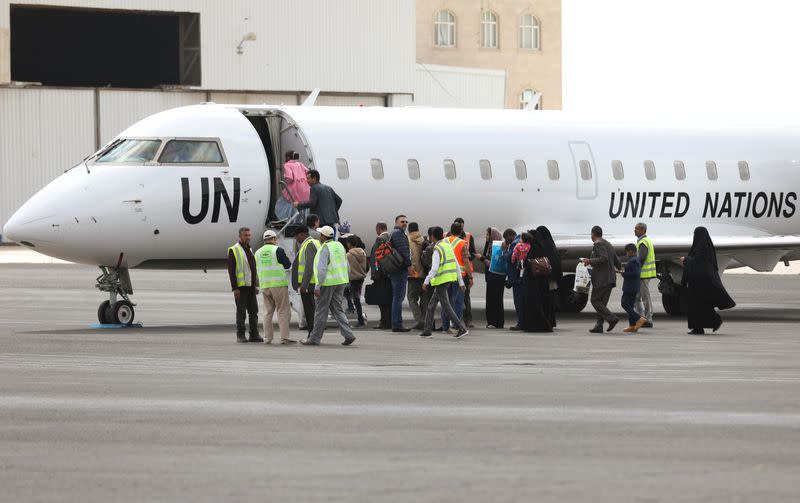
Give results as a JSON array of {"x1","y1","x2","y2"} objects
[
  {"x1": 522, "y1": 230, "x2": 553, "y2": 333},
  {"x1": 480, "y1": 227, "x2": 506, "y2": 329},
  {"x1": 680, "y1": 227, "x2": 736, "y2": 334},
  {"x1": 536, "y1": 225, "x2": 562, "y2": 328}
]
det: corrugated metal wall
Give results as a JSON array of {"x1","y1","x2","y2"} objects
[
  {"x1": 98, "y1": 90, "x2": 206, "y2": 145},
  {"x1": 414, "y1": 64, "x2": 506, "y2": 109},
  {"x1": 0, "y1": 88, "x2": 95, "y2": 231},
  {"x1": 0, "y1": 0, "x2": 415, "y2": 93},
  {"x1": 210, "y1": 92, "x2": 299, "y2": 106}
]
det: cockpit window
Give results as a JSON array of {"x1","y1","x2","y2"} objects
[
  {"x1": 159, "y1": 140, "x2": 224, "y2": 164},
  {"x1": 96, "y1": 139, "x2": 161, "y2": 164}
]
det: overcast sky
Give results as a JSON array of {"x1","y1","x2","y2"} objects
[{"x1": 562, "y1": 0, "x2": 800, "y2": 118}]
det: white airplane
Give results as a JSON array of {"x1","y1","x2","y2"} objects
[{"x1": 4, "y1": 102, "x2": 800, "y2": 325}]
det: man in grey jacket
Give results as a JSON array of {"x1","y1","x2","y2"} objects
[
  {"x1": 294, "y1": 170, "x2": 342, "y2": 230},
  {"x1": 582, "y1": 225, "x2": 622, "y2": 333}
]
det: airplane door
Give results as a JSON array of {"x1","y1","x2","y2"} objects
[{"x1": 568, "y1": 141, "x2": 598, "y2": 200}]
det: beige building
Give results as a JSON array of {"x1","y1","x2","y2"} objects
[{"x1": 416, "y1": 0, "x2": 562, "y2": 109}]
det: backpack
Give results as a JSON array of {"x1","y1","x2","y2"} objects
[{"x1": 373, "y1": 235, "x2": 403, "y2": 274}]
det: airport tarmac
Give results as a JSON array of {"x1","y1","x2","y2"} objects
[{"x1": 1, "y1": 263, "x2": 799, "y2": 502}]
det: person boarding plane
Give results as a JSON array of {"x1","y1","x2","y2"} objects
[{"x1": 4, "y1": 101, "x2": 800, "y2": 324}]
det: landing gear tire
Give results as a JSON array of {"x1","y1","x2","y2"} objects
[
  {"x1": 97, "y1": 301, "x2": 112, "y2": 324},
  {"x1": 558, "y1": 274, "x2": 589, "y2": 313},
  {"x1": 662, "y1": 293, "x2": 687, "y2": 317},
  {"x1": 112, "y1": 300, "x2": 135, "y2": 325}
]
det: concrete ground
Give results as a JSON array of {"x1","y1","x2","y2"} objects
[{"x1": 1, "y1": 263, "x2": 799, "y2": 502}]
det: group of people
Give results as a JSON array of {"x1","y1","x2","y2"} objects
[{"x1": 228, "y1": 151, "x2": 734, "y2": 344}]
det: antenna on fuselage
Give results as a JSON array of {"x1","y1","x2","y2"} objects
[{"x1": 302, "y1": 88, "x2": 320, "y2": 107}]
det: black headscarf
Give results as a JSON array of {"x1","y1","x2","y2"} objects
[
  {"x1": 687, "y1": 226, "x2": 719, "y2": 271},
  {"x1": 536, "y1": 225, "x2": 563, "y2": 281}
]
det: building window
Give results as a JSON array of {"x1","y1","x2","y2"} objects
[
  {"x1": 520, "y1": 88, "x2": 541, "y2": 109},
  {"x1": 706, "y1": 160, "x2": 718, "y2": 180},
  {"x1": 738, "y1": 161, "x2": 750, "y2": 181},
  {"x1": 547, "y1": 160, "x2": 560, "y2": 180},
  {"x1": 479, "y1": 159, "x2": 492, "y2": 180},
  {"x1": 514, "y1": 160, "x2": 527, "y2": 180},
  {"x1": 444, "y1": 159, "x2": 457, "y2": 180},
  {"x1": 435, "y1": 10, "x2": 456, "y2": 47},
  {"x1": 674, "y1": 160, "x2": 686, "y2": 180},
  {"x1": 644, "y1": 160, "x2": 656, "y2": 180},
  {"x1": 481, "y1": 11, "x2": 498, "y2": 49},
  {"x1": 335, "y1": 158, "x2": 349, "y2": 179},
  {"x1": 579, "y1": 160, "x2": 592, "y2": 180},
  {"x1": 520, "y1": 14, "x2": 540, "y2": 50},
  {"x1": 407, "y1": 159, "x2": 420, "y2": 180},
  {"x1": 612, "y1": 160, "x2": 624, "y2": 180},
  {"x1": 370, "y1": 159, "x2": 384, "y2": 180}
]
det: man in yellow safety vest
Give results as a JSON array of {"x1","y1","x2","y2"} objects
[
  {"x1": 255, "y1": 230, "x2": 295, "y2": 345},
  {"x1": 292, "y1": 226, "x2": 320, "y2": 337},
  {"x1": 227, "y1": 227, "x2": 263, "y2": 343},
  {"x1": 634, "y1": 222, "x2": 656, "y2": 328},
  {"x1": 420, "y1": 226, "x2": 468, "y2": 339},
  {"x1": 300, "y1": 226, "x2": 356, "y2": 346}
]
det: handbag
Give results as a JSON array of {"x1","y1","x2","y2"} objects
[{"x1": 527, "y1": 256, "x2": 552, "y2": 276}]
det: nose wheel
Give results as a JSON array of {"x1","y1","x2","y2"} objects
[{"x1": 95, "y1": 266, "x2": 136, "y2": 326}]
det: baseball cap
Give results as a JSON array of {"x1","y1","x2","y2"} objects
[
  {"x1": 263, "y1": 230, "x2": 278, "y2": 240},
  {"x1": 317, "y1": 226, "x2": 335, "y2": 238}
]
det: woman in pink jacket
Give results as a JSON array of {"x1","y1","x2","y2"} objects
[{"x1": 276, "y1": 151, "x2": 310, "y2": 219}]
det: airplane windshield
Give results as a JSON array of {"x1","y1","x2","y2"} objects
[{"x1": 95, "y1": 139, "x2": 161, "y2": 164}]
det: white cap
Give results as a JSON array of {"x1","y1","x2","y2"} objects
[
  {"x1": 263, "y1": 230, "x2": 278, "y2": 240},
  {"x1": 317, "y1": 226, "x2": 335, "y2": 238}
]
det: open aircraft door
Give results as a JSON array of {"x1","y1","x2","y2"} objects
[{"x1": 568, "y1": 141, "x2": 598, "y2": 200}]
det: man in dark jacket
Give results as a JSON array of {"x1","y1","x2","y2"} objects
[
  {"x1": 294, "y1": 170, "x2": 342, "y2": 229},
  {"x1": 389, "y1": 214, "x2": 413, "y2": 332},
  {"x1": 227, "y1": 227, "x2": 263, "y2": 343},
  {"x1": 621, "y1": 243, "x2": 647, "y2": 333},
  {"x1": 583, "y1": 225, "x2": 622, "y2": 333}
]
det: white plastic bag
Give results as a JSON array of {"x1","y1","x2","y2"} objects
[{"x1": 574, "y1": 262, "x2": 591, "y2": 293}]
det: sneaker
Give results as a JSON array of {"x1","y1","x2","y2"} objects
[
  {"x1": 454, "y1": 328, "x2": 469, "y2": 338},
  {"x1": 589, "y1": 326, "x2": 604, "y2": 334},
  {"x1": 299, "y1": 338, "x2": 319, "y2": 346},
  {"x1": 420, "y1": 332, "x2": 432, "y2": 338},
  {"x1": 341, "y1": 336, "x2": 356, "y2": 346}
]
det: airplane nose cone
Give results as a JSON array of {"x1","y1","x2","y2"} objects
[
  {"x1": 2, "y1": 213, "x2": 23, "y2": 244},
  {"x1": 2, "y1": 206, "x2": 62, "y2": 248}
]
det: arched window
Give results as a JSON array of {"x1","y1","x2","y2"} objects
[
  {"x1": 481, "y1": 11, "x2": 498, "y2": 48},
  {"x1": 520, "y1": 14, "x2": 540, "y2": 50},
  {"x1": 519, "y1": 88, "x2": 541, "y2": 110},
  {"x1": 435, "y1": 10, "x2": 456, "y2": 47}
]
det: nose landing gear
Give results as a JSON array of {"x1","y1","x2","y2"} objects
[{"x1": 95, "y1": 266, "x2": 136, "y2": 325}]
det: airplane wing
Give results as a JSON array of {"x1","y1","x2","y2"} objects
[{"x1": 549, "y1": 232, "x2": 800, "y2": 272}]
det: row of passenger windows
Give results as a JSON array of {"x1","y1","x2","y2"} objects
[{"x1": 335, "y1": 158, "x2": 752, "y2": 182}]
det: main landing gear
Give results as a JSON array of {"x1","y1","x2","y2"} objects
[
  {"x1": 558, "y1": 274, "x2": 589, "y2": 313},
  {"x1": 95, "y1": 266, "x2": 136, "y2": 325}
]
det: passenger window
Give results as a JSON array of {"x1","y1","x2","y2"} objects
[
  {"x1": 370, "y1": 159, "x2": 384, "y2": 180},
  {"x1": 444, "y1": 159, "x2": 457, "y2": 180},
  {"x1": 479, "y1": 159, "x2": 492, "y2": 180},
  {"x1": 159, "y1": 140, "x2": 224, "y2": 164},
  {"x1": 96, "y1": 139, "x2": 161, "y2": 164},
  {"x1": 706, "y1": 161, "x2": 718, "y2": 180},
  {"x1": 644, "y1": 160, "x2": 656, "y2": 180},
  {"x1": 612, "y1": 160, "x2": 624, "y2": 180},
  {"x1": 738, "y1": 161, "x2": 750, "y2": 181},
  {"x1": 579, "y1": 160, "x2": 592, "y2": 180},
  {"x1": 407, "y1": 159, "x2": 420, "y2": 180},
  {"x1": 674, "y1": 160, "x2": 686, "y2": 180},
  {"x1": 547, "y1": 160, "x2": 560, "y2": 180},
  {"x1": 514, "y1": 160, "x2": 527, "y2": 180},
  {"x1": 336, "y1": 158, "x2": 349, "y2": 179}
]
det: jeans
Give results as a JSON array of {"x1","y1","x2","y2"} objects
[
  {"x1": 349, "y1": 279, "x2": 365, "y2": 324},
  {"x1": 234, "y1": 286, "x2": 259, "y2": 339},
  {"x1": 441, "y1": 281, "x2": 465, "y2": 330},
  {"x1": 390, "y1": 270, "x2": 409, "y2": 329},
  {"x1": 621, "y1": 292, "x2": 641, "y2": 326}
]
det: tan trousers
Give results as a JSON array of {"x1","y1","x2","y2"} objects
[{"x1": 262, "y1": 286, "x2": 291, "y2": 342}]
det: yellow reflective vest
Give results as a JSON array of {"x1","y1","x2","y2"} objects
[
  {"x1": 297, "y1": 237, "x2": 320, "y2": 286},
  {"x1": 255, "y1": 244, "x2": 289, "y2": 288},
  {"x1": 431, "y1": 240, "x2": 459, "y2": 286},
  {"x1": 228, "y1": 242, "x2": 250, "y2": 287},
  {"x1": 313, "y1": 240, "x2": 349, "y2": 287},
  {"x1": 637, "y1": 235, "x2": 657, "y2": 279}
]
